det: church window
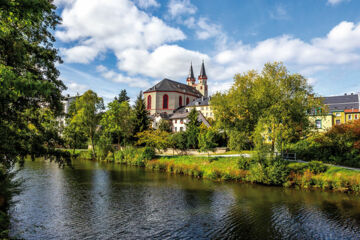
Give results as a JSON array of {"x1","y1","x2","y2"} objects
[
  {"x1": 200, "y1": 86, "x2": 203, "y2": 90},
  {"x1": 147, "y1": 95, "x2": 151, "y2": 110},
  {"x1": 163, "y1": 94, "x2": 169, "y2": 109},
  {"x1": 186, "y1": 97, "x2": 190, "y2": 105},
  {"x1": 179, "y1": 96, "x2": 183, "y2": 107}
]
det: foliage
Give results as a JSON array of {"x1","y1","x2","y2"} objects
[
  {"x1": 100, "y1": 100, "x2": 134, "y2": 146},
  {"x1": 158, "y1": 119, "x2": 172, "y2": 132},
  {"x1": 170, "y1": 132, "x2": 188, "y2": 151},
  {"x1": 142, "y1": 146, "x2": 156, "y2": 161},
  {"x1": 198, "y1": 125, "x2": 218, "y2": 154},
  {"x1": 287, "y1": 119, "x2": 360, "y2": 167},
  {"x1": 115, "y1": 89, "x2": 130, "y2": 103},
  {"x1": 228, "y1": 130, "x2": 252, "y2": 151},
  {"x1": 133, "y1": 91, "x2": 150, "y2": 134},
  {"x1": 308, "y1": 161, "x2": 328, "y2": 174},
  {"x1": 96, "y1": 133, "x2": 114, "y2": 161},
  {"x1": 136, "y1": 129, "x2": 171, "y2": 151},
  {"x1": 0, "y1": 1, "x2": 68, "y2": 235},
  {"x1": 71, "y1": 90, "x2": 104, "y2": 158},
  {"x1": 186, "y1": 108, "x2": 201, "y2": 149},
  {"x1": 211, "y1": 62, "x2": 322, "y2": 152}
]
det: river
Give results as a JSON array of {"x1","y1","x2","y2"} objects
[{"x1": 9, "y1": 159, "x2": 360, "y2": 239}]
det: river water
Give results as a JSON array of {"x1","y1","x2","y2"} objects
[{"x1": 9, "y1": 159, "x2": 360, "y2": 239}]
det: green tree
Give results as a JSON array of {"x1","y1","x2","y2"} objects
[
  {"x1": 0, "y1": 1, "x2": 68, "y2": 236},
  {"x1": 115, "y1": 89, "x2": 130, "y2": 103},
  {"x1": 198, "y1": 125, "x2": 218, "y2": 156},
  {"x1": 170, "y1": 132, "x2": 188, "y2": 151},
  {"x1": 100, "y1": 100, "x2": 134, "y2": 147},
  {"x1": 71, "y1": 90, "x2": 104, "y2": 158},
  {"x1": 133, "y1": 91, "x2": 150, "y2": 134},
  {"x1": 158, "y1": 119, "x2": 172, "y2": 132},
  {"x1": 212, "y1": 62, "x2": 322, "y2": 153},
  {"x1": 136, "y1": 129, "x2": 171, "y2": 152},
  {"x1": 185, "y1": 108, "x2": 201, "y2": 149}
]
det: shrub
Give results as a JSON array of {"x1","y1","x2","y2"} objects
[
  {"x1": 142, "y1": 147, "x2": 155, "y2": 161},
  {"x1": 237, "y1": 156, "x2": 252, "y2": 170},
  {"x1": 308, "y1": 161, "x2": 327, "y2": 174}
]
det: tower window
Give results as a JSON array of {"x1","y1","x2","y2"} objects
[
  {"x1": 147, "y1": 95, "x2": 151, "y2": 110},
  {"x1": 186, "y1": 97, "x2": 190, "y2": 105},
  {"x1": 179, "y1": 96, "x2": 183, "y2": 107},
  {"x1": 163, "y1": 94, "x2": 169, "y2": 109}
]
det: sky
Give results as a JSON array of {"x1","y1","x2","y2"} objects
[{"x1": 54, "y1": 0, "x2": 360, "y2": 104}]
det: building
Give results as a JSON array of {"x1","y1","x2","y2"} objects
[
  {"x1": 59, "y1": 94, "x2": 77, "y2": 127},
  {"x1": 185, "y1": 96, "x2": 214, "y2": 119},
  {"x1": 310, "y1": 92, "x2": 360, "y2": 131},
  {"x1": 144, "y1": 61, "x2": 211, "y2": 131}
]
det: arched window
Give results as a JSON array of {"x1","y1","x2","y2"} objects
[
  {"x1": 163, "y1": 94, "x2": 169, "y2": 109},
  {"x1": 186, "y1": 97, "x2": 190, "y2": 105},
  {"x1": 147, "y1": 95, "x2": 151, "y2": 110},
  {"x1": 179, "y1": 96, "x2": 183, "y2": 107}
]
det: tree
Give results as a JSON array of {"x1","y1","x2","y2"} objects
[
  {"x1": 71, "y1": 90, "x2": 104, "y2": 158},
  {"x1": 133, "y1": 91, "x2": 150, "y2": 134},
  {"x1": 158, "y1": 119, "x2": 172, "y2": 132},
  {"x1": 170, "y1": 132, "x2": 188, "y2": 152},
  {"x1": 198, "y1": 125, "x2": 218, "y2": 156},
  {"x1": 185, "y1": 108, "x2": 201, "y2": 149},
  {"x1": 136, "y1": 129, "x2": 171, "y2": 152},
  {"x1": 211, "y1": 62, "x2": 322, "y2": 152},
  {"x1": 115, "y1": 89, "x2": 130, "y2": 103},
  {"x1": 100, "y1": 100, "x2": 134, "y2": 147},
  {"x1": 0, "y1": 1, "x2": 67, "y2": 236}
]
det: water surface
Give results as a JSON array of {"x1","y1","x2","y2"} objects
[{"x1": 10, "y1": 160, "x2": 360, "y2": 239}]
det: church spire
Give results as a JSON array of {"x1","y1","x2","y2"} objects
[
  {"x1": 186, "y1": 62, "x2": 196, "y2": 86},
  {"x1": 199, "y1": 60, "x2": 207, "y2": 79}
]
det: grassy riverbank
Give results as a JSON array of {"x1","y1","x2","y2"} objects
[{"x1": 72, "y1": 147, "x2": 360, "y2": 193}]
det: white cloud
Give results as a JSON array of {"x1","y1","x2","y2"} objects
[
  {"x1": 212, "y1": 21, "x2": 360, "y2": 82},
  {"x1": 57, "y1": 0, "x2": 185, "y2": 63},
  {"x1": 327, "y1": 0, "x2": 349, "y2": 6},
  {"x1": 196, "y1": 17, "x2": 222, "y2": 40},
  {"x1": 167, "y1": 0, "x2": 197, "y2": 18},
  {"x1": 135, "y1": 0, "x2": 160, "y2": 9},
  {"x1": 116, "y1": 45, "x2": 209, "y2": 79}
]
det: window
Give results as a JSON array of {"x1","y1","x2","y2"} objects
[
  {"x1": 180, "y1": 120, "x2": 183, "y2": 124},
  {"x1": 335, "y1": 112, "x2": 341, "y2": 117},
  {"x1": 186, "y1": 97, "x2": 190, "y2": 105},
  {"x1": 175, "y1": 127, "x2": 177, "y2": 132},
  {"x1": 163, "y1": 94, "x2": 169, "y2": 109},
  {"x1": 355, "y1": 114, "x2": 358, "y2": 120},
  {"x1": 180, "y1": 127, "x2": 183, "y2": 132},
  {"x1": 174, "y1": 120, "x2": 177, "y2": 124},
  {"x1": 147, "y1": 95, "x2": 151, "y2": 110},
  {"x1": 179, "y1": 96, "x2": 183, "y2": 107},
  {"x1": 348, "y1": 115, "x2": 352, "y2": 120},
  {"x1": 336, "y1": 120, "x2": 341, "y2": 125},
  {"x1": 315, "y1": 120, "x2": 322, "y2": 129}
]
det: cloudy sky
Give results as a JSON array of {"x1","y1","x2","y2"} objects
[{"x1": 55, "y1": 0, "x2": 360, "y2": 103}]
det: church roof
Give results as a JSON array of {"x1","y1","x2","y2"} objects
[
  {"x1": 188, "y1": 63, "x2": 195, "y2": 79},
  {"x1": 144, "y1": 78, "x2": 202, "y2": 97}
]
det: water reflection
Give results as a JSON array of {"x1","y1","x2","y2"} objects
[{"x1": 9, "y1": 160, "x2": 360, "y2": 239}]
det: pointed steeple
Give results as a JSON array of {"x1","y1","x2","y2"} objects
[
  {"x1": 186, "y1": 61, "x2": 196, "y2": 86},
  {"x1": 188, "y1": 62, "x2": 195, "y2": 79},
  {"x1": 198, "y1": 60, "x2": 207, "y2": 80}
]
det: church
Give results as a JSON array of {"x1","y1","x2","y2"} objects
[
  {"x1": 143, "y1": 61, "x2": 208, "y2": 115},
  {"x1": 143, "y1": 61, "x2": 211, "y2": 131}
]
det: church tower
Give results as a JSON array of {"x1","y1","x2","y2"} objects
[
  {"x1": 186, "y1": 62, "x2": 196, "y2": 87},
  {"x1": 197, "y1": 60, "x2": 208, "y2": 97}
]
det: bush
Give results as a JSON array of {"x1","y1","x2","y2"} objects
[
  {"x1": 142, "y1": 147, "x2": 155, "y2": 161},
  {"x1": 228, "y1": 130, "x2": 251, "y2": 151},
  {"x1": 237, "y1": 156, "x2": 252, "y2": 170},
  {"x1": 308, "y1": 161, "x2": 327, "y2": 174}
]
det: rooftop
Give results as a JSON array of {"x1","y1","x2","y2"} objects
[{"x1": 144, "y1": 78, "x2": 202, "y2": 97}]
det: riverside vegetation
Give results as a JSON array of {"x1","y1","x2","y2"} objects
[{"x1": 74, "y1": 146, "x2": 360, "y2": 194}]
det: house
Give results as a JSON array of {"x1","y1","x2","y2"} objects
[
  {"x1": 169, "y1": 107, "x2": 210, "y2": 132},
  {"x1": 185, "y1": 96, "x2": 214, "y2": 119}
]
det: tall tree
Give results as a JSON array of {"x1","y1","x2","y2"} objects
[
  {"x1": 100, "y1": 100, "x2": 134, "y2": 147},
  {"x1": 71, "y1": 90, "x2": 104, "y2": 158},
  {"x1": 133, "y1": 91, "x2": 150, "y2": 134},
  {"x1": 0, "y1": 1, "x2": 67, "y2": 236},
  {"x1": 186, "y1": 108, "x2": 201, "y2": 149},
  {"x1": 115, "y1": 89, "x2": 130, "y2": 103},
  {"x1": 211, "y1": 62, "x2": 322, "y2": 152}
]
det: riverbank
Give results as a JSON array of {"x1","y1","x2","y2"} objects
[{"x1": 72, "y1": 147, "x2": 360, "y2": 194}]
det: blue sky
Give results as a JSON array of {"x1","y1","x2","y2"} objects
[{"x1": 54, "y1": 0, "x2": 360, "y2": 103}]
